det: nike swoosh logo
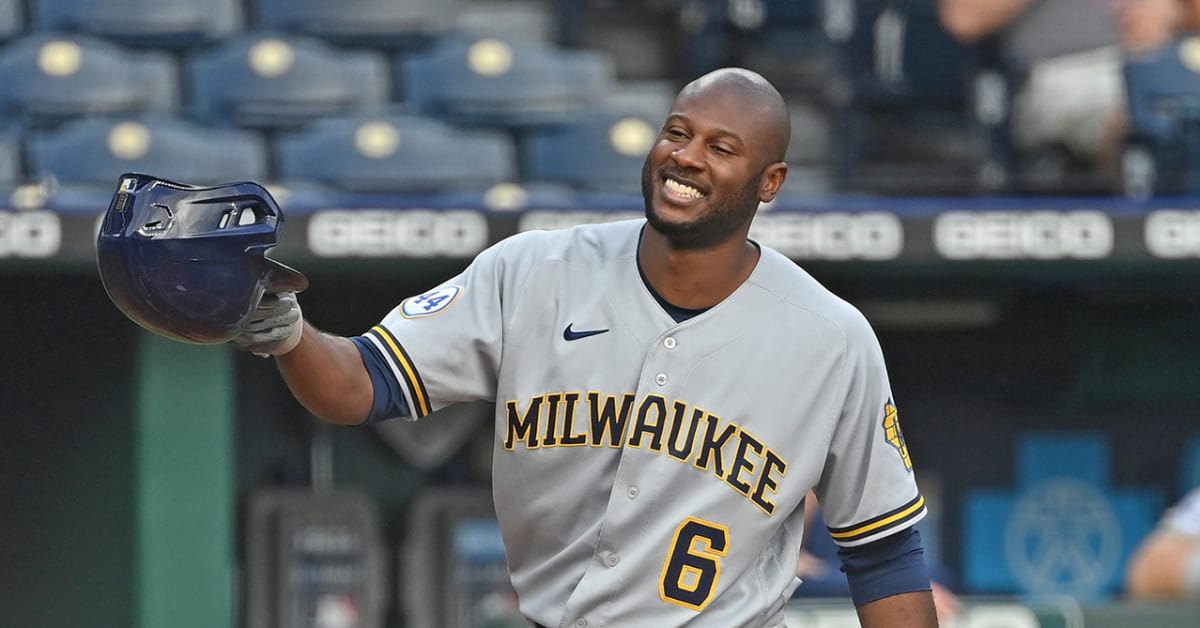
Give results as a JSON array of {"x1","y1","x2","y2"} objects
[{"x1": 563, "y1": 323, "x2": 609, "y2": 341}]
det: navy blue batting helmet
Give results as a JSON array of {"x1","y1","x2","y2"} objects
[{"x1": 96, "y1": 173, "x2": 308, "y2": 344}]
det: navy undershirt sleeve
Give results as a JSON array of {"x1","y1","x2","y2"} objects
[
  {"x1": 349, "y1": 335, "x2": 411, "y2": 423},
  {"x1": 838, "y1": 527, "x2": 932, "y2": 607}
]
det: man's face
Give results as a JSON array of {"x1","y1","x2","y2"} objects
[{"x1": 641, "y1": 85, "x2": 781, "y2": 249}]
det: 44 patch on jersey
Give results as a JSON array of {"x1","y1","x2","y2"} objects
[{"x1": 399, "y1": 285, "x2": 462, "y2": 318}]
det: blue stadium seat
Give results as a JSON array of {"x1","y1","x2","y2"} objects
[
  {"x1": 397, "y1": 34, "x2": 615, "y2": 128},
  {"x1": 26, "y1": 114, "x2": 268, "y2": 188},
  {"x1": 1120, "y1": 36, "x2": 1200, "y2": 198},
  {"x1": 186, "y1": 32, "x2": 389, "y2": 129},
  {"x1": 0, "y1": 33, "x2": 179, "y2": 127},
  {"x1": 29, "y1": 0, "x2": 241, "y2": 48},
  {"x1": 520, "y1": 104, "x2": 660, "y2": 194},
  {"x1": 0, "y1": 0, "x2": 23, "y2": 42},
  {"x1": 273, "y1": 113, "x2": 516, "y2": 193},
  {"x1": 254, "y1": 0, "x2": 457, "y2": 49}
]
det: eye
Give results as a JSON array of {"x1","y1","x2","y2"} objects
[
  {"x1": 664, "y1": 127, "x2": 688, "y2": 139},
  {"x1": 710, "y1": 144, "x2": 733, "y2": 156}
]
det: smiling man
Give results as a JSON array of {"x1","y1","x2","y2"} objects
[{"x1": 230, "y1": 67, "x2": 939, "y2": 628}]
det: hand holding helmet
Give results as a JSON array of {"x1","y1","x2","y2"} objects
[{"x1": 229, "y1": 291, "x2": 304, "y2": 357}]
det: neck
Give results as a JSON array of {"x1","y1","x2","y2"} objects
[{"x1": 638, "y1": 226, "x2": 760, "y2": 309}]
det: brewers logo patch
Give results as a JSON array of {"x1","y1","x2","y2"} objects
[
  {"x1": 882, "y1": 400, "x2": 913, "y2": 471},
  {"x1": 400, "y1": 285, "x2": 462, "y2": 318}
]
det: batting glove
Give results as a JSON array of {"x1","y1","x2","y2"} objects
[{"x1": 229, "y1": 291, "x2": 303, "y2": 357}]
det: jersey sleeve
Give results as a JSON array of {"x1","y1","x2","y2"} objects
[
  {"x1": 814, "y1": 316, "x2": 927, "y2": 547},
  {"x1": 349, "y1": 334, "x2": 411, "y2": 423},
  {"x1": 357, "y1": 238, "x2": 513, "y2": 420}
]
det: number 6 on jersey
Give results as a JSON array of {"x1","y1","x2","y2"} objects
[{"x1": 660, "y1": 517, "x2": 730, "y2": 611}]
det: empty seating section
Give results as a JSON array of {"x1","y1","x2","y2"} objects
[
  {"x1": 397, "y1": 34, "x2": 615, "y2": 128},
  {"x1": 26, "y1": 114, "x2": 268, "y2": 187},
  {"x1": 0, "y1": 33, "x2": 177, "y2": 126},
  {"x1": 274, "y1": 114, "x2": 516, "y2": 193},
  {"x1": 186, "y1": 33, "x2": 389, "y2": 129},
  {"x1": 0, "y1": 0, "x2": 1189, "y2": 199}
]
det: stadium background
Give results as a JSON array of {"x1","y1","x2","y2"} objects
[{"x1": 1, "y1": 0, "x2": 1200, "y2": 626}]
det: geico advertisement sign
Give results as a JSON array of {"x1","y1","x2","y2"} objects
[
  {"x1": 0, "y1": 210, "x2": 60, "y2": 258},
  {"x1": 934, "y1": 211, "x2": 1113, "y2": 260},
  {"x1": 307, "y1": 209, "x2": 489, "y2": 257}
]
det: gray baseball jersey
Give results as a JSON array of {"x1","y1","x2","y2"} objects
[{"x1": 361, "y1": 219, "x2": 926, "y2": 627}]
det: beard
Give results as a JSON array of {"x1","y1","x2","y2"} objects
[{"x1": 641, "y1": 155, "x2": 764, "y2": 250}]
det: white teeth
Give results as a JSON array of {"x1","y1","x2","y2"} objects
[{"x1": 665, "y1": 178, "x2": 704, "y2": 199}]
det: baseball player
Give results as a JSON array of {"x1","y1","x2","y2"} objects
[
  {"x1": 1126, "y1": 486, "x2": 1200, "y2": 599},
  {"x1": 234, "y1": 67, "x2": 938, "y2": 627}
]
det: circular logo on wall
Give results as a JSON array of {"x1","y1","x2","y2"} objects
[{"x1": 1005, "y1": 478, "x2": 1122, "y2": 599}]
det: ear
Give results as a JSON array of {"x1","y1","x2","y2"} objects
[{"x1": 758, "y1": 161, "x2": 789, "y2": 202}]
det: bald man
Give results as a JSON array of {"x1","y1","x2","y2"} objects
[{"x1": 233, "y1": 67, "x2": 938, "y2": 627}]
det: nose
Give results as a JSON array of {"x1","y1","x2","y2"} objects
[{"x1": 671, "y1": 140, "x2": 704, "y2": 170}]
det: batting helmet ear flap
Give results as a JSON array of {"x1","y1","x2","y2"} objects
[{"x1": 96, "y1": 172, "x2": 309, "y2": 344}]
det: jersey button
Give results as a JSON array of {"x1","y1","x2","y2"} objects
[
  {"x1": 606, "y1": 553, "x2": 620, "y2": 567},
  {"x1": 664, "y1": 337, "x2": 677, "y2": 349},
  {"x1": 626, "y1": 485, "x2": 639, "y2": 499},
  {"x1": 655, "y1": 373, "x2": 667, "y2": 386},
  {"x1": 574, "y1": 619, "x2": 587, "y2": 628}
]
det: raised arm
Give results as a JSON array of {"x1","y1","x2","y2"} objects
[{"x1": 275, "y1": 321, "x2": 374, "y2": 426}]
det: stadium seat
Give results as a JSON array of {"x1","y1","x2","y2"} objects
[
  {"x1": 25, "y1": 114, "x2": 268, "y2": 188},
  {"x1": 273, "y1": 113, "x2": 517, "y2": 193},
  {"x1": 186, "y1": 32, "x2": 389, "y2": 129},
  {"x1": 0, "y1": 33, "x2": 179, "y2": 128},
  {"x1": 0, "y1": 0, "x2": 23, "y2": 42},
  {"x1": 519, "y1": 104, "x2": 660, "y2": 194},
  {"x1": 1120, "y1": 35, "x2": 1200, "y2": 198},
  {"x1": 397, "y1": 34, "x2": 615, "y2": 128},
  {"x1": 253, "y1": 0, "x2": 457, "y2": 49},
  {"x1": 28, "y1": 0, "x2": 242, "y2": 48}
]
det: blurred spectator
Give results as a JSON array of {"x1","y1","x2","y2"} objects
[
  {"x1": 793, "y1": 491, "x2": 961, "y2": 622},
  {"x1": 1126, "y1": 486, "x2": 1200, "y2": 599},
  {"x1": 937, "y1": 0, "x2": 1200, "y2": 182}
]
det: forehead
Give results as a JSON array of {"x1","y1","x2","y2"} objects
[{"x1": 667, "y1": 82, "x2": 779, "y2": 145}]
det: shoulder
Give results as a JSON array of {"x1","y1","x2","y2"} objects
[{"x1": 748, "y1": 243, "x2": 878, "y2": 345}]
